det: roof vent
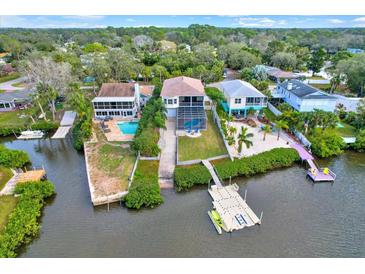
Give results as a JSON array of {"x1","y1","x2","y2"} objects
[{"x1": 287, "y1": 82, "x2": 293, "y2": 91}]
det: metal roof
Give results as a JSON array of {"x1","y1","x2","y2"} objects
[
  {"x1": 0, "y1": 89, "x2": 33, "y2": 102},
  {"x1": 278, "y1": 79, "x2": 336, "y2": 99},
  {"x1": 219, "y1": 80, "x2": 266, "y2": 98}
]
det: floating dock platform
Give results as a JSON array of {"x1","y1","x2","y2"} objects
[{"x1": 208, "y1": 184, "x2": 261, "y2": 232}]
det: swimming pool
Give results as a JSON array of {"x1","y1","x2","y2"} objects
[
  {"x1": 117, "y1": 121, "x2": 139, "y2": 135},
  {"x1": 184, "y1": 119, "x2": 200, "y2": 129}
]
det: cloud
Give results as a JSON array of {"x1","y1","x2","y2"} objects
[
  {"x1": 235, "y1": 17, "x2": 286, "y2": 28},
  {"x1": 328, "y1": 19, "x2": 344, "y2": 24},
  {"x1": 353, "y1": 17, "x2": 365, "y2": 22},
  {"x1": 354, "y1": 24, "x2": 365, "y2": 28},
  {"x1": 125, "y1": 18, "x2": 136, "y2": 22}
]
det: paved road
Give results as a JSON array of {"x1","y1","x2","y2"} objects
[
  {"x1": 158, "y1": 119, "x2": 176, "y2": 185},
  {"x1": 0, "y1": 77, "x2": 26, "y2": 91}
]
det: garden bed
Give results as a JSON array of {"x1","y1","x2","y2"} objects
[{"x1": 178, "y1": 111, "x2": 227, "y2": 161}]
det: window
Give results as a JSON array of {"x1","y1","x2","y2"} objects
[
  {"x1": 168, "y1": 99, "x2": 173, "y2": 104},
  {"x1": 164, "y1": 99, "x2": 167, "y2": 104},
  {"x1": 246, "y1": 97, "x2": 254, "y2": 104},
  {"x1": 127, "y1": 111, "x2": 133, "y2": 116},
  {"x1": 234, "y1": 98, "x2": 241, "y2": 104},
  {"x1": 174, "y1": 99, "x2": 177, "y2": 104}
]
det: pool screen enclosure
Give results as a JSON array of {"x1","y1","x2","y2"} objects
[{"x1": 177, "y1": 106, "x2": 207, "y2": 130}]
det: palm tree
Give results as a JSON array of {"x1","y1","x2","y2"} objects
[
  {"x1": 275, "y1": 120, "x2": 288, "y2": 140},
  {"x1": 227, "y1": 114, "x2": 234, "y2": 126},
  {"x1": 228, "y1": 126, "x2": 237, "y2": 137},
  {"x1": 262, "y1": 125, "x2": 272, "y2": 141},
  {"x1": 237, "y1": 126, "x2": 253, "y2": 156}
]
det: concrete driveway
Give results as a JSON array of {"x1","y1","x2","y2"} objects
[
  {"x1": 0, "y1": 77, "x2": 26, "y2": 91},
  {"x1": 158, "y1": 118, "x2": 176, "y2": 186}
]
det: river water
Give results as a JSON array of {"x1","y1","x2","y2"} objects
[{"x1": 2, "y1": 137, "x2": 365, "y2": 257}]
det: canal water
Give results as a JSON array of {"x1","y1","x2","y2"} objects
[{"x1": 2, "y1": 137, "x2": 365, "y2": 257}]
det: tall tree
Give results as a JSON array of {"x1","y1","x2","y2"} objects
[{"x1": 237, "y1": 126, "x2": 253, "y2": 156}]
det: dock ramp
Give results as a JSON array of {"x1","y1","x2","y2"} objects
[{"x1": 202, "y1": 160, "x2": 222, "y2": 188}]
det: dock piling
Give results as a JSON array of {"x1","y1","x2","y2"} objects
[
  {"x1": 260, "y1": 211, "x2": 263, "y2": 224},
  {"x1": 244, "y1": 189, "x2": 247, "y2": 201}
]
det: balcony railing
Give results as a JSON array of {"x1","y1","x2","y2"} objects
[{"x1": 179, "y1": 102, "x2": 204, "y2": 107}]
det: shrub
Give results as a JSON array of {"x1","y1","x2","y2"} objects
[
  {"x1": 72, "y1": 118, "x2": 92, "y2": 151},
  {"x1": 309, "y1": 129, "x2": 346, "y2": 158},
  {"x1": 0, "y1": 181, "x2": 55, "y2": 258},
  {"x1": 132, "y1": 127, "x2": 160, "y2": 157},
  {"x1": 0, "y1": 145, "x2": 30, "y2": 168},
  {"x1": 124, "y1": 161, "x2": 163, "y2": 209},
  {"x1": 214, "y1": 148, "x2": 300, "y2": 180},
  {"x1": 174, "y1": 165, "x2": 212, "y2": 192},
  {"x1": 351, "y1": 129, "x2": 365, "y2": 152},
  {"x1": 173, "y1": 148, "x2": 299, "y2": 191},
  {"x1": 0, "y1": 120, "x2": 58, "y2": 137}
]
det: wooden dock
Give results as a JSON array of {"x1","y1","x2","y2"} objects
[
  {"x1": 51, "y1": 111, "x2": 77, "y2": 139},
  {"x1": 291, "y1": 143, "x2": 336, "y2": 182}
]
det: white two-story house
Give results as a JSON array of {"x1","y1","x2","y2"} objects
[
  {"x1": 216, "y1": 80, "x2": 267, "y2": 116},
  {"x1": 161, "y1": 76, "x2": 210, "y2": 130},
  {"x1": 92, "y1": 83, "x2": 141, "y2": 119},
  {"x1": 276, "y1": 79, "x2": 337, "y2": 112}
]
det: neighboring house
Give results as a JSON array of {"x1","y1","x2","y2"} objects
[
  {"x1": 92, "y1": 83, "x2": 142, "y2": 119},
  {"x1": 139, "y1": 85, "x2": 155, "y2": 106},
  {"x1": 276, "y1": 79, "x2": 337, "y2": 112},
  {"x1": 161, "y1": 76, "x2": 208, "y2": 130},
  {"x1": 347, "y1": 48, "x2": 364, "y2": 54},
  {"x1": 0, "y1": 89, "x2": 33, "y2": 112},
  {"x1": 258, "y1": 65, "x2": 301, "y2": 82},
  {"x1": 216, "y1": 80, "x2": 267, "y2": 116},
  {"x1": 333, "y1": 94, "x2": 362, "y2": 112}
]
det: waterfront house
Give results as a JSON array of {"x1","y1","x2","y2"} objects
[
  {"x1": 255, "y1": 65, "x2": 301, "y2": 82},
  {"x1": 161, "y1": 76, "x2": 209, "y2": 130},
  {"x1": 275, "y1": 79, "x2": 337, "y2": 112},
  {"x1": 92, "y1": 83, "x2": 142, "y2": 119},
  {"x1": 216, "y1": 80, "x2": 267, "y2": 116},
  {"x1": 0, "y1": 89, "x2": 32, "y2": 112}
]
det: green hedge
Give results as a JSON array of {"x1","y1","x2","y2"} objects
[
  {"x1": 0, "y1": 181, "x2": 55, "y2": 258},
  {"x1": 124, "y1": 161, "x2": 163, "y2": 209},
  {"x1": 0, "y1": 145, "x2": 30, "y2": 168},
  {"x1": 215, "y1": 148, "x2": 300, "y2": 180},
  {"x1": 0, "y1": 120, "x2": 58, "y2": 137},
  {"x1": 173, "y1": 148, "x2": 299, "y2": 191},
  {"x1": 174, "y1": 165, "x2": 212, "y2": 192}
]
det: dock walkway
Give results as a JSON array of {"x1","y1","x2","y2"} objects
[
  {"x1": 52, "y1": 111, "x2": 77, "y2": 139},
  {"x1": 202, "y1": 160, "x2": 222, "y2": 188}
]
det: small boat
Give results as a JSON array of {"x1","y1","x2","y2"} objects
[
  {"x1": 208, "y1": 210, "x2": 223, "y2": 234},
  {"x1": 17, "y1": 130, "x2": 44, "y2": 139}
]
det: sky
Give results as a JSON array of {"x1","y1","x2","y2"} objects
[{"x1": 1, "y1": 15, "x2": 365, "y2": 29}]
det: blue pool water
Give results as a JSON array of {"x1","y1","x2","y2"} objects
[
  {"x1": 118, "y1": 122, "x2": 139, "y2": 135},
  {"x1": 184, "y1": 119, "x2": 200, "y2": 129}
]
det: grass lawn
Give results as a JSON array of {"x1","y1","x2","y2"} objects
[
  {"x1": 0, "y1": 195, "x2": 18, "y2": 233},
  {"x1": 263, "y1": 108, "x2": 277, "y2": 122},
  {"x1": 136, "y1": 160, "x2": 159, "y2": 177},
  {"x1": 0, "y1": 110, "x2": 30, "y2": 128},
  {"x1": 335, "y1": 122, "x2": 356, "y2": 137},
  {"x1": 0, "y1": 73, "x2": 21, "y2": 83},
  {"x1": 11, "y1": 82, "x2": 25, "y2": 88},
  {"x1": 0, "y1": 166, "x2": 13, "y2": 191},
  {"x1": 308, "y1": 76, "x2": 325, "y2": 80},
  {"x1": 178, "y1": 111, "x2": 227, "y2": 161},
  {"x1": 0, "y1": 89, "x2": 5, "y2": 93},
  {"x1": 97, "y1": 143, "x2": 136, "y2": 185}
]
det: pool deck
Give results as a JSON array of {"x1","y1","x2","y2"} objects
[{"x1": 102, "y1": 118, "x2": 137, "y2": 142}]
